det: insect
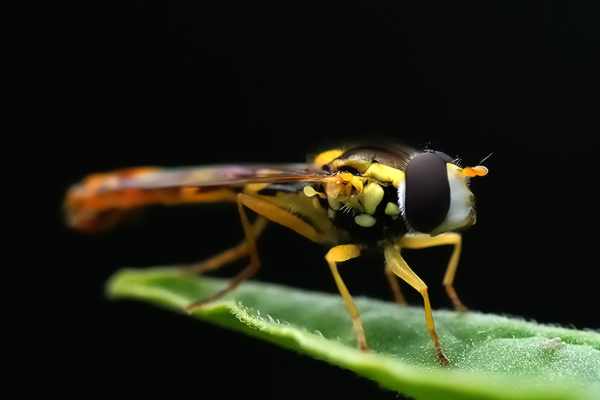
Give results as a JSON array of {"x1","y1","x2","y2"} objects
[{"x1": 64, "y1": 144, "x2": 488, "y2": 365}]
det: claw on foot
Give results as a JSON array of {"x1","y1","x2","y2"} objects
[
  {"x1": 436, "y1": 349, "x2": 450, "y2": 366},
  {"x1": 455, "y1": 304, "x2": 468, "y2": 313},
  {"x1": 185, "y1": 298, "x2": 213, "y2": 313}
]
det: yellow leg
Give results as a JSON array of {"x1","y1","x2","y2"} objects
[
  {"x1": 399, "y1": 233, "x2": 466, "y2": 311},
  {"x1": 325, "y1": 244, "x2": 368, "y2": 351},
  {"x1": 384, "y1": 245, "x2": 449, "y2": 366},
  {"x1": 181, "y1": 217, "x2": 268, "y2": 274},
  {"x1": 186, "y1": 192, "x2": 329, "y2": 311},
  {"x1": 237, "y1": 193, "x2": 324, "y2": 243},
  {"x1": 385, "y1": 262, "x2": 407, "y2": 305},
  {"x1": 186, "y1": 195, "x2": 262, "y2": 311}
]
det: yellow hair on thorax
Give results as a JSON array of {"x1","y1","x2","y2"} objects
[
  {"x1": 313, "y1": 149, "x2": 344, "y2": 168},
  {"x1": 363, "y1": 163, "x2": 405, "y2": 188}
]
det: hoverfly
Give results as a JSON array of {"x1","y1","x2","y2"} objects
[{"x1": 65, "y1": 144, "x2": 488, "y2": 365}]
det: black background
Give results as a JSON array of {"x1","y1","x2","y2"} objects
[{"x1": 48, "y1": 1, "x2": 599, "y2": 398}]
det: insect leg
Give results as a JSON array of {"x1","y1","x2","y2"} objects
[
  {"x1": 181, "y1": 217, "x2": 268, "y2": 274},
  {"x1": 186, "y1": 192, "x2": 327, "y2": 310},
  {"x1": 325, "y1": 244, "x2": 368, "y2": 351},
  {"x1": 399, "y1": 233, "x2": 466, "y2": 311},
  {"x1": 384, "y1": 262, "x2": 407, "y2": 305},
  {"x1": 186, "y1": 194, "x2": 263, "y2": 311},
  {"x1": 235, "y1": 193, "x2": 324, "y2": 243},
  {"x1": 384, "y1": 245, "x2": 449, "y2": 366}
]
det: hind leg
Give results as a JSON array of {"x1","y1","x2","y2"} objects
[
  {"x1": 186, "y1": 195, "x2": 263, "y2": 310},
  {"x1": 186, "y1": 193, "x2": 326, "y2": 311},
  {"x1": 181, "y1": 217, "x2": 268, "y2": 274}
]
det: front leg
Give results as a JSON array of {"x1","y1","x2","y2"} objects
[
  {"x1": 384, "y1": 245, "x2": 449, "y2": 366},
  {"x1": 399, "y1": 233, "x2": 466, "y2": 311}
]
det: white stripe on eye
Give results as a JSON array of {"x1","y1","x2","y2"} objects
[
  {"x1": 396, "y1": 181, "x2": 414, "y2": 231},
  {"x1": 397, "y1": 181, "x2": 406, "y2": 217},
  {"x1": 431, "y1": 167, "x2": 474, "y2": 234}
]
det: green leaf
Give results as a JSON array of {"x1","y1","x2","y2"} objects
[{"x1": 107, "y1": 268, "x2": 600, "y2": 400}]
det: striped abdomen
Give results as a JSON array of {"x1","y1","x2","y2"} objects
[{"x1": 64, "y1": 167, "x2": 236, "y2": 232}]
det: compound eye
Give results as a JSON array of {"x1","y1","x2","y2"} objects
[
  {"x1": 434, "y1": 151, "x2": 453, "y2": 163},
  {"x1": 404, "y1": 152, "x2": 451, "y2": 232},
  {"x1": 425, "y1": 149, "x2": 453, "y2": 163}
]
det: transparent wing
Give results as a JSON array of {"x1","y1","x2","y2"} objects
[
  {"x1": 65, "y1": 163, "x2": 331, "y2": 232},
  {"x1": 111, "y1": 163, "x2": 330, "y2": 191}
]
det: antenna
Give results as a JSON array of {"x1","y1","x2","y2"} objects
[{"x1": 479, "y1": 152, "x2": 494, "y2": 164}]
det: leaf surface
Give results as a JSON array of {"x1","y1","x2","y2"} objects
[{"x1": 108, "y1": 268, "x2": 600, "y2": 400}]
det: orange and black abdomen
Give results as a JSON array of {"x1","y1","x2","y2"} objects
[{"x1": 64, "y1": 167, "x2": 237, "y2": 233}]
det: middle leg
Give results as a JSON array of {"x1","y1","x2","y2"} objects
[
  {"x1": 325, "y1": 244, "x2": 368, "y2": 351},
  {"x1": 385, "y1": 261, "x2": 407, "y2": 305}
]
